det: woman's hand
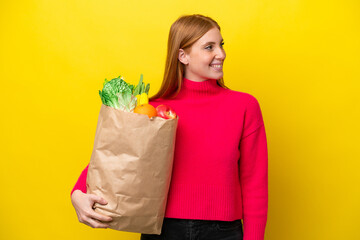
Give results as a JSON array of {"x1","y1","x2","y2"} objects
[{"x1": 71, "y1": 190, "x2": 113, "y2": 228}]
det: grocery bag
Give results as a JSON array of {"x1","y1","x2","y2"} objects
[{"x1": 86, "y1": 104, "x2": 179, "y2": 234}]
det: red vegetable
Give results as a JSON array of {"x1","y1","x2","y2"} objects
[{"x1": 156, "y1": 104, "x2": 177, "y2": 119}]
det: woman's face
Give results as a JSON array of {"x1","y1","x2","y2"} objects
[{"x1": 179, "y1": 27, "x2": 226, "y2": 82}]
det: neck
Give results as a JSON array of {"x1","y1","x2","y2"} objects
[{"x1": 176, "y1": 77, "x2": 222, "y2": 99}]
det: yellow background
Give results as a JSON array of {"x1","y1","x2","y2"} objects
[{"x1": 1, "y1": 0, "x2": 359, "y2": 239}]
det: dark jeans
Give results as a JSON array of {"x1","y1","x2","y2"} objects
[{"x1": 140, "y1": 218, "x2": 243, "y2": 240}]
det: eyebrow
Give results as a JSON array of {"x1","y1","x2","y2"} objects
[{"x1": 202, "y1": 39, "x2": 224, "y2": 46}]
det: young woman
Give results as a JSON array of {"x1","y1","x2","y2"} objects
[{"x1": 71, "y1": 14, "x2": 268, "y2": 240}]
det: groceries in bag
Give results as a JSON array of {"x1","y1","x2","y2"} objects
[{"x1": 86, "y1": 74, "x2": 179, "y2": 234}]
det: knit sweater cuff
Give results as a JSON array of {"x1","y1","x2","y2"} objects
[
  {"x1": 70, "y1": 165, "x2": 89, "y2": 196},
  {"x1": 243, "y1": 216, "x2": 267, "y2": 240}
]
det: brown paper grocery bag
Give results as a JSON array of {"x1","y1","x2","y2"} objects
[{"x1": 86, "y1": 104, "x2": 178, "y2": 234}]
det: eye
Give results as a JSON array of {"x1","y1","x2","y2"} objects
[{"x1": 205, "y1": 42, "x2": 225, "y2": 50}]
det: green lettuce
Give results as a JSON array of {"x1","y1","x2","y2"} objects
[{"x1": 98, "y1": 74, "x2": 148, "y2": 112}]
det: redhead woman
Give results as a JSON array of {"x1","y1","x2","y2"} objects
[{"x1": 71, "y1": 14, "x2": 268, "y2": 240}]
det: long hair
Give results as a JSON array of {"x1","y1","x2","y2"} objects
[{"x1": 149, "y1": 14, "x2": 229, "y2": 101}]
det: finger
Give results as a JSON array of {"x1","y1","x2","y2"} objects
[
  {"x1": 89, "y1": 194, "x2": 108, "y2": 205},
  {"x1": 86, "y1": 217, "x2": 110, "y2": 228},
  {"x1": 91, "y1": 211, "x2": 113, "y2": 222}
]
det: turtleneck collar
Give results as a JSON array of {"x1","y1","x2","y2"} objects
[{"x1": 177, "y1": 77, "x2": 222, "y2": 99}]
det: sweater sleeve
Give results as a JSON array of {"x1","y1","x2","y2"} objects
[
  {"x1": 239, "y1": 95, "x2": 268, "y2": 240},
  {"x1": 70, "y1": 164, "x2": 89, "y2": 196}
]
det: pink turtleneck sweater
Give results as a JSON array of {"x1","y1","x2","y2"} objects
[{"x1": 71, "y1": 77, "x2": 268, "y2": 240}]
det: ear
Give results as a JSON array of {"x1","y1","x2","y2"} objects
[{"x1": 178, "y1": 49, "x2": 189, "y2": 65}]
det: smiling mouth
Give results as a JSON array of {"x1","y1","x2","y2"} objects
[{"x1": 210, "y1": 64, "x2": 223, "y2": 70}]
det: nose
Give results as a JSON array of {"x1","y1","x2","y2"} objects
[{"x1": 216, "y1": 47, "x2": 226, "y2": 60}]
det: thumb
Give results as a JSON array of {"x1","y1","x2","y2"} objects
[{"x1": 90, "y1": 194, "x2": 108, "y2": 205}]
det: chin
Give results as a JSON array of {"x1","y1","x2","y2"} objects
[
  {"x1": 203, "y1": 73, "x2": 223, "y2": 80},
  {"x1": 211, "y1": 74, "x2": 223, "y2": 80}
]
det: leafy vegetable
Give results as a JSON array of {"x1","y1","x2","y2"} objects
[
  {"x1": 133, "y1": 74, "x2": 150, "y2": 96},
  {"x1": 98, "y1": 74, "x2": 150, "y2": 112}
]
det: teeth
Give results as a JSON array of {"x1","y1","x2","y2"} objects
[{"x1": 211, "y1": 64, "x2": 222, "y2": 68}]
